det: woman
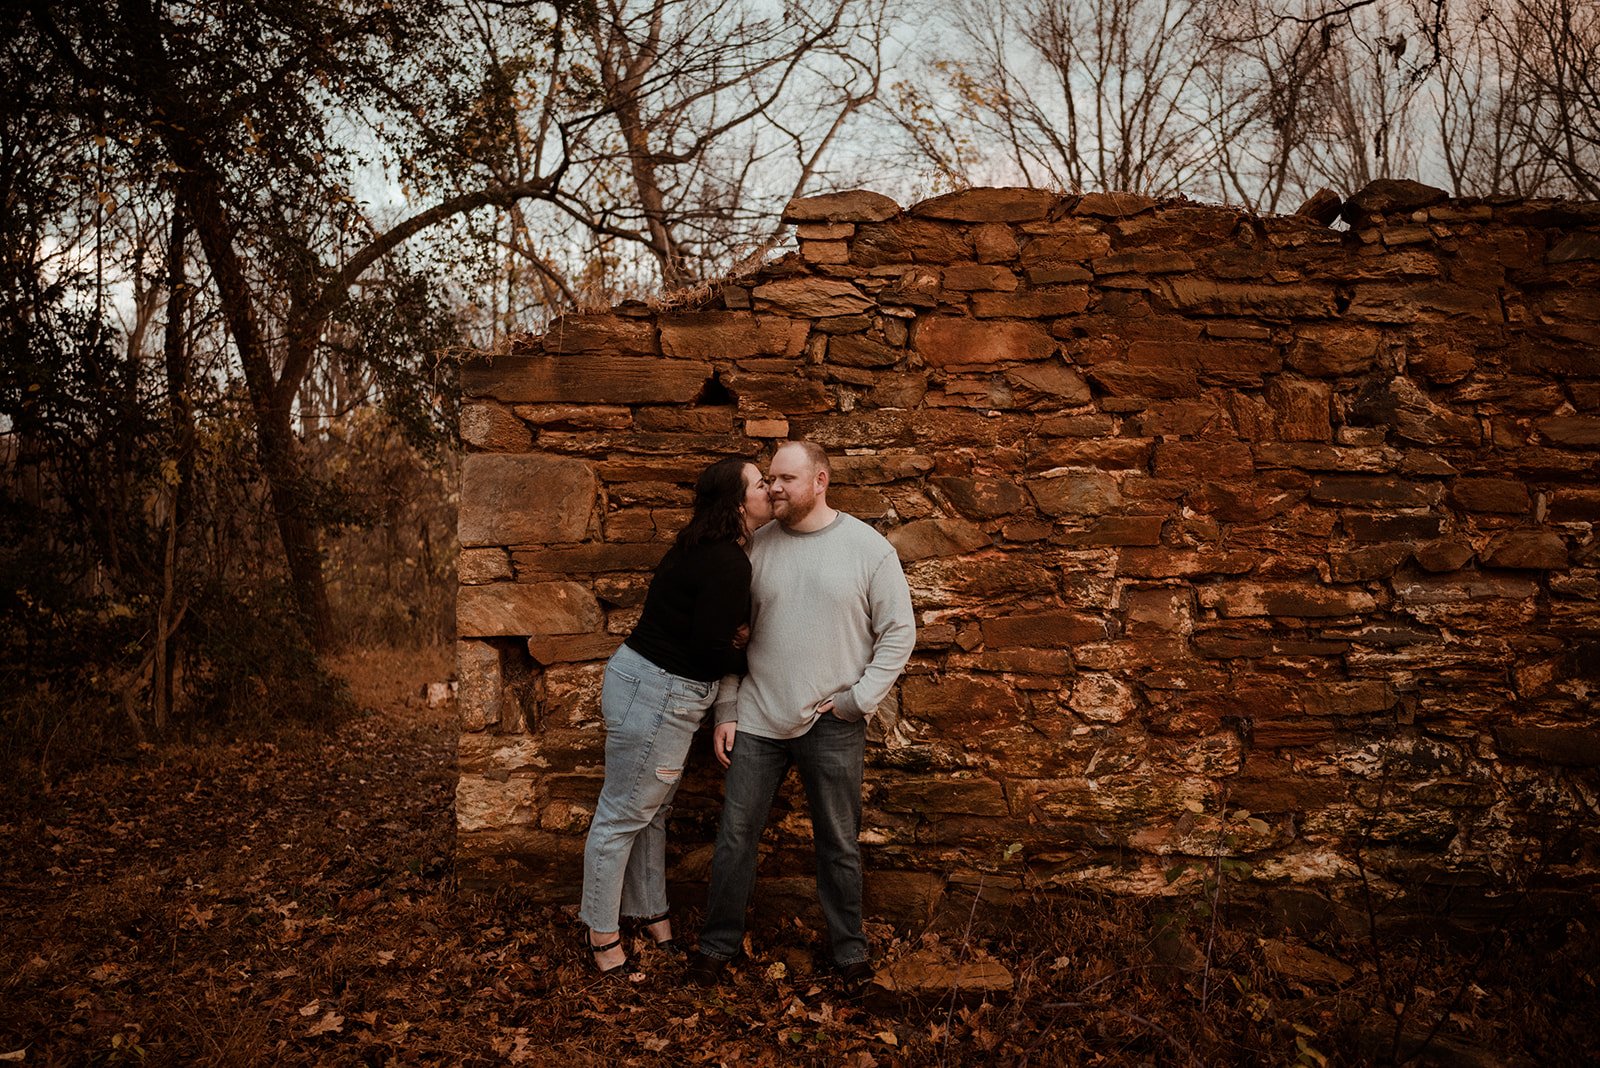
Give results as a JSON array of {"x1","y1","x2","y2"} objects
[{"x1": 579, "y1": 457, "x2": 772, "y2": 974}]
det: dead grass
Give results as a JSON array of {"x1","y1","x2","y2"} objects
[{"x1": 0, "y1": 646, "x2": 1594, "y2": 1065}]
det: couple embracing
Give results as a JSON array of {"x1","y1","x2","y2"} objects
[{"x1": 578, "y1": 440, "x2": 916, "y2": 993}]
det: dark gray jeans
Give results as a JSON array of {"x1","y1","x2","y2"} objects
[{"x1": 698, "y1": 713, "x2": 868, "y2": 966}]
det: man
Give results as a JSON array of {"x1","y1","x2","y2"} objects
[{"x1": 691, "y1": 440, "x2": 916, "y2": 991}]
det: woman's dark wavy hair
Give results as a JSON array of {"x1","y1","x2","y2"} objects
[{"x1": 670, "y1": 457, "x2": 752, "y2": 552}]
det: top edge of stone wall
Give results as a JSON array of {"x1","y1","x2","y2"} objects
[{"x1": 488, "y1": 179, "x2": 1600, "y2": 363}]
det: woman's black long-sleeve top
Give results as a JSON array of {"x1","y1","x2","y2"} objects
[{"x1": 624, "y1": 539, "x2": 750, "y2": 682}]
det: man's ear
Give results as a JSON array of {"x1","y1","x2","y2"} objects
[{"x1": 816, "y1": 468, "x2": 830, "y2": 492}]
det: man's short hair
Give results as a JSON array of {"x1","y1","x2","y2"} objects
[{"x1": 780, "y1": 439, "x2": 831, "y2": 475}]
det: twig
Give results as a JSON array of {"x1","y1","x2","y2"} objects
[
  {"x1": 939, "y1": 871, "x2": 985, "y2": 1068},
  {"x1": 1038, "y1": 1000, "x2": 1200, "y2": 1066}
]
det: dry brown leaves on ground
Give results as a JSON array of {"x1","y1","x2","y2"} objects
[{"x1": 1, "y1": 647, "x2": 1595, "y2": 1065}]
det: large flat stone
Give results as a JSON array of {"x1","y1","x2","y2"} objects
[
  {"x1": 915, "y1": 316, "x2": 1056, "y2": 367},
  {"x1": 1027, "y1": 469, "x2": 1122, "y2": 515},
  {"x1": 931, "y1": 476, "x2": 1032, "y2": 519},
  {"x1": 751, "y1": 277, "x2": 874, "y2": 317},
  {"x1": 1495, "y1": 727, "x2": 1600, "y2": 766},
  {"x1": 887, "y1": 518, "x2": 991, "y2": 561},
  {"x1": 912, "y1": 187, "x2": 1058, "y2": 222},
  {"x1": 456, "y1": 640, "x2": 504, "y2": 731},
  {"x1": 459, "y1": 402, "x2": 532, "y2": 451},
  {"x1": 982, "y1": 610, "x2": 1108, "y2": 647},
  {"x1": 658, "y1": 312, "x2": 806, "y2": 358},
  {"x1": 536, "y1": 313, "x2": 659, "y2": 355},
  {"x1": 783, "y1": 189, "x2": 900, "y2": 223},
  {"x1": 457, "y1": 582, "x2": 603, "y2": 637},
  {"x1": 459, "y1": 454, "x2": 595, "y2": 546},
  {"x1": 462, "y1": 355, "x2": 711, "y2": 404}
]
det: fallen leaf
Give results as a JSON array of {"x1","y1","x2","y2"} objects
[
  {"x1": 298, "y1": 1001, "x2": 320, "y2": 1017},
  {"x1": 86, "y1": 963, "x2": 125, "y2": 984},
  {"x1": 876, "y1": 1030, "x2": 899, "y2": 1046},
  {"x1": 0, "y1": 1050, "x2": 26, "y2": 1062},
  {"x1": 640, "y1": 1037, "x2": 669, "y2": 1052},
  {"x1": 306, "y1": 1011, "x2": 344, "y2": 1036}
]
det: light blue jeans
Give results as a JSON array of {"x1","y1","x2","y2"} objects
[{"x1": 579, "y1": 643, "x2": 718, "y2": 932}]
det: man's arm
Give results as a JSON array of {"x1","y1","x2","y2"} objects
[
  {"x1": 712, "y1": 673, "x2": 740, "y2": 767},
  {"x1": 827, "y1": 551, "x2": 916, "y2": 722}
]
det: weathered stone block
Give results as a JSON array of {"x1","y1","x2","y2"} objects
[
  {"x1": 914, "y1": 316, "x2": 1056, "y2": 366},
  {"x1": 1451, "y1": 478, "x2": 1530, "y2": 513},
  {"x1": 930, "y1": 476, "x2": 1031, "y2": 519},
  {"x1": 853, "y1": 219, "x2": 973, "y2": 265},
  {"x1": 457, "y1": 582, "x2": 603, "y2": 637},
  {"x1": 1058, "y1": 515, "x2": 1165, "y2": 546},
  {"x1": 1536, "y1": 416, "x2": 1600, "y2": 446},
  {"x1": 752, "y1": 277, "x2": 874, "y2": 317},
  {"x1": 883, "y1": 518, "x2": 989, "y2": 562},
  {"x1": 1020, "y1": 232, "x2": 1114, "y2": 264},
  {"x1": 460, "y1": 402, "x2": 532, "y2": 451},
  {"x1": 941, "y1": 264, "x2": 1020, "y2": 291},
  {"x1": 801, "y1": 239, "x2": 850, "y2": 264},
  {"x1": 460, "y1": 547, "x2": 514, "y2": 584},
  {"x1": 1347, "y1": 283, "x2": 1501, "y2": 322},
  {"x1": 726, "y1": 372, "x2": 832, "y2": 413},
  {"x1": 1005, "y1": 363, "x2": 1092, "y2": 406},
  {"x1": 1549, "y1": 489, "x2": 1600, "y2": 522},
  {"x1": 1153, "y1": 441, "x2": 1253, "y2": 480},
  {"x1": 901, "y1": 674, "x2": 1027, "y2": 721},
  {"x1": 972, "y1": 288, "x2": 1090, "y2": 318},
  {"x1": 1481, "y1": 531, "x2": 1568, "y2": 570},
  {"x1": 880, "y1": 774, "x2": 1010, "y2": 815},
  {"x1": 1309, "y1": 475, "x2": 1440, "y2": 508},
  {"x1": 981, "y1": 611, "x2": 1107, "y2": 647},
  {"x1": 1392, "y1": 573, "x2": 1540, "y2": 605},
  {"x1": 536, "y1": 314, "x2": 659, "y2": 355},
  {"x1": 1163, "y1": 279, "x2": 1338, "y2": 317},
  {"x1": 1201, "y1": 582, "x2": 1378, "y2": 618},
  {"x1": 513, "y1": 543, "x2": 667, "y2": 573},
  {"x1": 459, "y1": 454, "x2": 595, "y2": 547},
  {"x1": 913, "y1": 187, "x2": 1058, "y2": 222},
  {"x1": 1342, "y1": 178, "x2": 1448, "y2": 219},
  {"x1": 527, "y1": 631, "x2": 621, "y2": 665},
  {"x1": 658, "y1": 312, "x2": 806, "y2": 358},
  {"x1": 783, "y1": 189, "x2": 900, "y2": 222},
  {"x1": 1087, "y1": 362, "x2": 1201, "y2": 398},
  {"x1": 457, "y1": 640, "x2": 505, "y2": 732},
  {"x1": 1495, "y1": 727, "x2": 1600, "y2": 767},
  {"x1": 464, "y1": 355, "x2": 709, "y2": 404},
  {"x1": 1028, "y1": 470, "x2": 1122, "y2": 515},
  {"x1": 1094, "y1": 250, "x2": 1195, "y2": 275},
  {"x1": 827, "y1": 334, "x2": 903, "y2": 368}
]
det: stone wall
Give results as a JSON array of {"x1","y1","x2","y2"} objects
[{"x1": 455, "y1": 181, "x2": 1600, "y2": 921}]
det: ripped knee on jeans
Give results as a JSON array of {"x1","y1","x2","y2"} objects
[{"x1": 654, "y1": 765, "x2": 682, "y2": 784}]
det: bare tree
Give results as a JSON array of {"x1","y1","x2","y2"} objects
[{"x1": 883, "y1": 0, "x2": 1223, "y2": 196}]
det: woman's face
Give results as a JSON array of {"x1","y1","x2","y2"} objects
[{"x1": 741, "y1": 463, "x2": 774, "y2": 531}]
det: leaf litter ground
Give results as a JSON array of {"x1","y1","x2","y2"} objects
[{"x1": 1, "y1": 648, "x2": 1595, "y2": 1065}]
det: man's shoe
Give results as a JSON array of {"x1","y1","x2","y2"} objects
[
  {"x1": 687, "y1": 951, "x2": 729, "y2": 987},
  {"x1": 837, "y1": 959, "x2": 875, "y2": 995}
]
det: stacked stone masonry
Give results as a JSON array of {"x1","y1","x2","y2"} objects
[{"x1": 457, "y1": 181, "x2": 1600, "y2": 920}]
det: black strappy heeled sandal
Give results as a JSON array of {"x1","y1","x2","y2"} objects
[
  {"x1": 585, "y1": 931, "x2": 628, "y2": 975},
  {"x1": 639, "y1": 913, "x2": 685, "y2": 956}
]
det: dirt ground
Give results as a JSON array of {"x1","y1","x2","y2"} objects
[{"x1": 1, "y1": 648, "x2": 1595, "y2": 1066}]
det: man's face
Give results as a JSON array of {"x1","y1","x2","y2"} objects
[{"x1": 766, "y1": 445, "x2": 821, "y2": 527}]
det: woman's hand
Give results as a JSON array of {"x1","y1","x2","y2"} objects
[
  {"x1": 731, "y1": 624, "x2": 751, "y2": 650},
  {"x1": 713, "y1": 721, "x2": 738, "y2": 768}
]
